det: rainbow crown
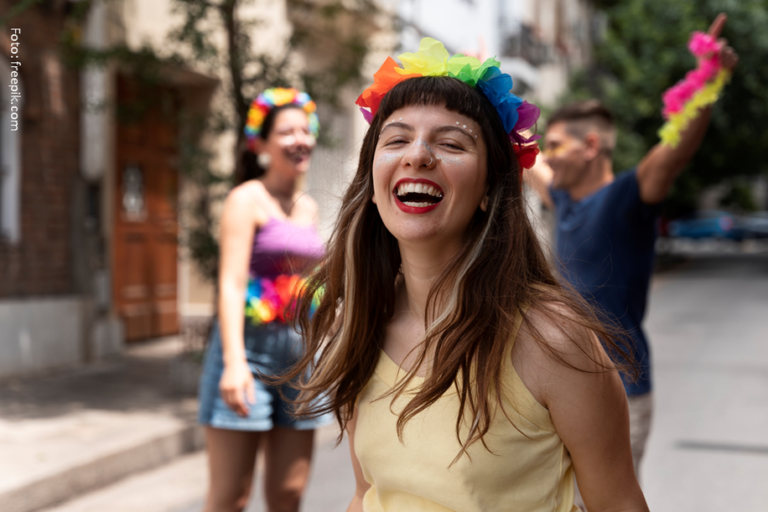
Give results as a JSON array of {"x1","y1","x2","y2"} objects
[
  {"x1": 244, "y1": 87, "x2": 320, "y2": 151},
  {"x1": 356, "y1": 38, "x2": 540, "y2": 169}
]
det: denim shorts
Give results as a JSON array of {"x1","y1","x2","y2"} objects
[{"x1": 197, "y1": 320, "x2": 332, "y2": 431}]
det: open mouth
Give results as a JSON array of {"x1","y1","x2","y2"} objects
[
  {"x1": 394, "y1": 181, "x2": 444, "y2": 208},
  {"x1": 285, "y1": 147, "x2": 311, "y2": 164}
]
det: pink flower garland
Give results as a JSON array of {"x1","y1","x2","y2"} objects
[{"x1": 662, "y1": 32, "x2": 723, "y2": 118}]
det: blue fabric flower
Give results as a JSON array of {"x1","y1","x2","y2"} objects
[
  {"x1": 246, "y1": 278, "x2": 262, "y2": 301},
  {"x1": 477, "y1": 67, "x2": 523, "y2": 134}
]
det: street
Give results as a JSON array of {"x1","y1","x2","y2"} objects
[
  {"x1": 38, "y1": 251, "x2": 768, "y2": 512},
  {"x1": 642, "y1": 253, "x2": 768, "y2": 511}
]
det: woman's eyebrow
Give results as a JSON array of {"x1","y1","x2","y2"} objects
[
  {"x1": 434, "y1": 125, "x2": 477, "y2": 143},
  {"x1": 380, "y1": 121, "x2": 414, "y2": 135}
]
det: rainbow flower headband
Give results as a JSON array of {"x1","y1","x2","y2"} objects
[
  {"x1": 356, "y1": 38, "x2": 541, "y2": 169},
  {"x1": 244, "y1": 87, "x2": 320, "y2": 151},
  {"x1": 659, "y1": 32, "x2": 731, "y2": 148}
]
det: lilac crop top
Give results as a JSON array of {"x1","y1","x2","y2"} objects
[{"x1": 249, "y1": 217, "x2": 325, "y2": 279}]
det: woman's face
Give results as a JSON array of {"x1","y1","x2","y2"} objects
[
  {"x1": 372, "y1": 104, "x2": 488, "y2": 247},
  {"x1": 261, "y1": 107, "x2": 316, "y2": 177}
]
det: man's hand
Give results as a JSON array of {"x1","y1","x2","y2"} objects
[
  {"x1": 708, "y1": 13, "x2": 739, "y2": 72},
  {"x1": 637, "y1": 13, "x2": 739, "y2": 205}
]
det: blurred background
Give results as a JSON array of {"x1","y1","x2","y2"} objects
[{"x1": 0, "y1": 0, "x2": 766, "y2": 511}]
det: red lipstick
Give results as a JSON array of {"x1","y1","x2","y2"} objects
[{"x1": 392, "y1": 178, "x2": 444, "y2": 214}]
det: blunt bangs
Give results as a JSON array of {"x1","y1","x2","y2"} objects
[{"x1": 376, "y1": 76, "x2": 489, "y2": 127}]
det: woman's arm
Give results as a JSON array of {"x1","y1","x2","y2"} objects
[
  {"x1": 346, "y1": 406, "x2": 371, "y2": 512},
  {"x1": 515, "y1": 309, "x2": 650, "y2": 512},
  {"x1": 217, "y1": 184, "x2": 267, "y2": 416}
]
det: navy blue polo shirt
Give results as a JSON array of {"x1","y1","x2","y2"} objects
[{"x1": 550, "y1": 168, "x2": 658, "y2": 395}]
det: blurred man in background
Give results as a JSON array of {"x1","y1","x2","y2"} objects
[{"x1": 524, "y1": 14, "x2": 738, "y2": 484}]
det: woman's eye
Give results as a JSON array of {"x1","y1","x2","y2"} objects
[{"x1": 442, "y1": 142, "x2": 463, "y2": 150}]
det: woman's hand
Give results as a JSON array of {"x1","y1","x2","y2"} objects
[{"x1": 219, "y1": 359, "x2": 256, "y2": 417}]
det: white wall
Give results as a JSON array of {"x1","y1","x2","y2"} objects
[{"x1": 0, "y1": 298, "x2": 84, "y2": 379}]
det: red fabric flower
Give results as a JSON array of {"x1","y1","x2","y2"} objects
[{"x1": 513, "y1": 144, "x2": 540, "y2": 170}]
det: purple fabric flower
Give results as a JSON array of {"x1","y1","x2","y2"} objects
[
  {"x1": 260, "y1": 278, "x2": 281, "y2": 309},
  {"x1": 360, "y1": 107, "x2": 373, "y2": 124},
  {"x1": 509, "y1": 101, "x2": 541, "y2": 144}
]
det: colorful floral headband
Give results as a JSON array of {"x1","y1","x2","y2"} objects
[
  {"x1": 244, "y1": 87, "x2": 320, "y2": 151},
  {"x1": 659, "y1": 32, "x2": 731, "y2": 148},
  {"x1": 356, "y1": 37, "x2": 541, "y2": 169}
]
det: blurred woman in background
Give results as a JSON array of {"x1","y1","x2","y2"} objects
[{"x1": 197, "y1": 88, "x2": 330, "y2": 512}]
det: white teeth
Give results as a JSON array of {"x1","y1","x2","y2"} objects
[
  {"x1": 403, "y1": 201, "x2": 433, "y2": 207},
  {"x1": 395, "y1": 183, "x2": 444, "y2": 198}
]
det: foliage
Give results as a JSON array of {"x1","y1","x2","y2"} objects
[
  {"x1": 720, "y1": 179, "x2": 758, "y2": 212},
  {"x1": 564, "y1": 0, "x2": 768, "y2": 216}
]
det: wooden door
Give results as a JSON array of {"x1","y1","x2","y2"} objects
[{"x1": 113, "y1": 77, "x2": 180, "y2": 341}]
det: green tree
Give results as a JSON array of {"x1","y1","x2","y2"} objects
[{"x1": 567, "y1": 0, "x2": 768, "y2": 216}]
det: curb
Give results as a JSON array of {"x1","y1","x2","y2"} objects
[{"x1": 0, "y1": 425, "x2": 204, "y2": 512}]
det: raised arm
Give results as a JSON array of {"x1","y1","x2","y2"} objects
[{"x1": 636, "y1": 13, "x2": 738, "y2": 204}]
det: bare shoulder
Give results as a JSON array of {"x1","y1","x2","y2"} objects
[
  {"x1": 295, "y1": 192, "x2": 318, "y2": 213},
  {"x1": 294, "y1": 192, "x2": 319, "y2": 223},
  {"x1": 512, "y1": 301, "x2": 613, "y2": 408},
  {"x1": 223, "y1": 181, "x2": 269, "y2": 226}
]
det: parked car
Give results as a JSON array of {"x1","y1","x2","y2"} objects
[
  {"x1": 740, "y1": 211, "x2": 768, "y2": 239},
  {"x1": 667, "y1": 210, "x2": 746, "y2": 240}
]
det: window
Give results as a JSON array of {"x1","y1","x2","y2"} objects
[{"x1": 0, "y1": 56, "x2": 22, "y2": 243}]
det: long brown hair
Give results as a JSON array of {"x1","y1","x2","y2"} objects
[{"x1": 284, "y1": 76, "x2": 637, "y2": 457}]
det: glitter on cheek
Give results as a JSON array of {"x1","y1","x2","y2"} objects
[
  {"x1": 437, "y1": 154, "x2": 464, "y2": 166},
  {"x1": 374, "y1": 153, "x2": 405, "y2": 168}
]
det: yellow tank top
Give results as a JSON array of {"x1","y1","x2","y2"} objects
[{"x1": 354, "y1": 312, "x2": 578, "y2": 512}]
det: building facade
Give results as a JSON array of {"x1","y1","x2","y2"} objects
[{"x1": 0, "y1": 0, "x2": 391, "y2": 378}]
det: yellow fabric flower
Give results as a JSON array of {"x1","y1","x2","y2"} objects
[
  {"x1": 272, "y1": 88, "x2": 297, "y2": 106},
  {"x1": 396, "y1": 37, "x2": 451, "y2": 76},
  {"x1": 248, "y1": 108, "x2": 264, "y2": 126}
]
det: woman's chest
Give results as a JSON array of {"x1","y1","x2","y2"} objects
[
  {"x1": 354, "y1": 359, "x2": 561, "y2": 495},
  {"x1": 380, "y1": 316, "x2": 428, "y2": 376}
]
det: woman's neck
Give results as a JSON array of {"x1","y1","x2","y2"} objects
[
  {"x1": 396, "y1": 239, "x2": 463, "y2": 322},
  {"x1": 260, "y1": 170, "x2": 298, "y2": 207}
]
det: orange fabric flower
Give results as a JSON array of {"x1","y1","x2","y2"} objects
[{"x1": 356, "y1": 57, "x2": 421, "y2": 119}]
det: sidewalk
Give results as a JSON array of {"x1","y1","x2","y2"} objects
[{"x1": 0, "y1": 338, "x2": 202, "y2": 512}]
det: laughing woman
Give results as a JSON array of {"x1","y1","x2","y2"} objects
[{"x1": 286, "y1": 39, "x2": 650, "y2": 512}]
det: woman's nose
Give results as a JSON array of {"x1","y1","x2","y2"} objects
[
  {"x1": 402, "y1": 140, "x2": 436, "y2": 169},
  {"x1": 294, "y1": 129, "x2": 316, "y2": 148}
]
